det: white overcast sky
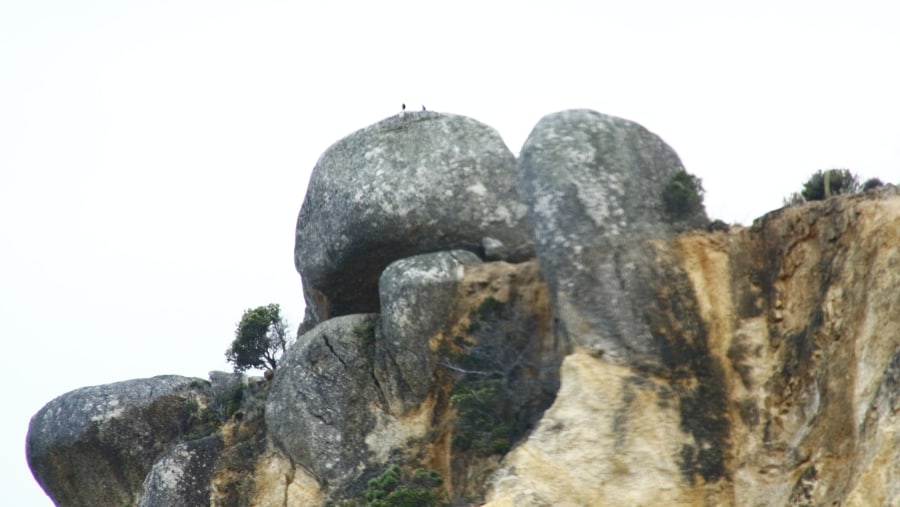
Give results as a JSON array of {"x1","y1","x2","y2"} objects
[{"x1": 2, "y1": 1, "x2": 898, "y2": 504}]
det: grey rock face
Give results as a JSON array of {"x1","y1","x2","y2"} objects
[
  {"x1": 27, "y1": 375, "x2": 199, "y2": 507},
  {"x1": 517, "y1": 110, "x2": 708, "y2": 365},
  {"x1": 295, "y1": 111, "x2": 534, "y2": 326},
  {"x1": 481, "y1": 236, "x2": 533, "y2": 261},
  {"x1": 139, "y1": 437, "x2": 223, "y2": 507},
  {"x1": 266, "y1": 314, "x2": 386, "y2": 496},
  {"x1": 377, "y1": 250, "x2": 481, "y2": 412}
]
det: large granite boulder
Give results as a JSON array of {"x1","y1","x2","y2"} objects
[
  {"x1": 26, "y1": 375, "x2": 200, "y2": 507},
  {"x1": 266, "y1": 314, "x2": 436, "y2": 501},
  {"x1": 517, "y1": 109, "x2": 708, "y2": 366},
  {"x1": 295, "y1": 111, "x2": 533, "y2": 326},
  {"x1": 377, "y1": 249, "x2": 482, "y2": 412}
]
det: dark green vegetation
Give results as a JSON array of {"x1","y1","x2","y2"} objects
[
  {"x1": 184, "y1": 382, "x2": 246, "y2": 441},
  {"x1": 225, "y1": 304, "x2": 289, "y2": 373},
  {"x1": 661, "y1": 170, "x2": 705, "y2": 220},
  {"x1": 336, "y1": 465, "x2": 446, "y2": 507},
  {"x1": 363, "y1": 465, "x2": 445, "y2": 507},
  {"x1": 801, "y1": 169, "x2": 860, "y2": 201},
  {"x1": 784, "y1": 169, "x2": 886, "y2": 207},
  {"x1": 863, "y1": 177, "x2": 885, "y2": 191},
  {"x1": 444, "y1": 297, "x2": 550, "y2": 457},
  {"x1": 782, "y1": 169, "x2": 884, "y2": 206}
]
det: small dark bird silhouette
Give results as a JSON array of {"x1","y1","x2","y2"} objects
[
  {"x1": 422, "y1": 105, "x2": 426, "y2": 111},
  {"x1": 402, "y1": 103, "x2": 406, "y2": 111}
]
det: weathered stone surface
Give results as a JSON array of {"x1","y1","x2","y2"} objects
[
  {"x1": 295, "y1": 111, "x2": 533, "y2": 325},
  {"x1": 208, "y1": 370, "x2": 243, "y2": 399},
  {"x1": 266, "y1": 259, "x2": 559, "y2": 505},
  {"x1": 517, "y1": 109, "x2": 708, "y2": 366},
  {"x1": 486, "y1": 352, "x2": 717, "y2": 507},
  {"x1": 208, "y1": 382, "x2": 270, "y2": 507},
  {"x1": 846, "y1": 347, "x2": 900, "y2": 505},
  {"x1": 377, "y1": 249, "x2": 481, "y2": 412},
  {"x1": 266, "y1": 314, "x2": 433, "y2": 499},
  {"x1": 719, "y1": 187, "x2": 900, "y2": 507},
  {"x1": 139, "y1": 437, "x2": 223, "y2": 507},
  {"x1": 250, "y1": 446, "x2": 323, "y2": 506},
  {"x1": 442, "y1": 260, "x2": 561, "y2": 504},
  {"x1": 485, "y1": 186, "x2": 900, "y2": 506},
  {"x1": 27, "y1": 375, "x2": 199, "y2": 507}
]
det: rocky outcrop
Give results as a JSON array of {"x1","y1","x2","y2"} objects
[
  {"x1": 266, "y1": 251, "x2": 559, "y2": 504},
  {"x1": 28, "y1": 109, "x2": 900, "y2": 507},
  {"x1": 266, "y1": 314, "x2": 391, "y2": 494},
  {"x1": 294, "y1": 111, "x2": 533, "y2": 326},
  {"x1": 484, "y1": 185, "x2": 900, "y2": 506},
  {"x1": 518, "y1": 109, "x2": 709, "y2": 366},
  {"x1": 377, "y1": 249, "x2": 482, "y2": 412},
  {"x1": 26, "y1": 375, "x2": 201, "y2": 507}
]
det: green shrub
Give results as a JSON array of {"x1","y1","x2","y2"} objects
[
  {"x1": 800, "y1": 169, "x2": 860, "y2": 201},
  {"x1": 450, "y1": 380, "x2": 511, "y2": 455},
  {"x1": 184, "y1": 422, "x2": 219, "y2": 441},
  {"x1": 662, "y1": 170, "x2": 705, "y2": 219},
  {"x1": 445, "y1": 296, "x2": 543, "y2": 457},
  {"x1": 224, "y1": 384, "x2": 245, "y2": 419},
  {"x1": 183, "y1": 382, "x2": 247, "y2": 440},
  {"x1": 363, "y1": 465, "x2": 445, "y2": 507},
  {"x1": 863, "y1": 177, "x2": 884, "y2": 191}
]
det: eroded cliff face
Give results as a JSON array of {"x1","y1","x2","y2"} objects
[
  {"x1": 27, "y1": 109, "x2": 900, "y2": 506},
  {"x1": 485, "y1": 188, "x2": 900, "y2": 506}
]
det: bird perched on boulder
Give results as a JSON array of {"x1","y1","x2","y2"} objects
[
  {"x1": 422, "y1": 105, "x2": 426, "y2": 111},
  {"x1": 402, "y1": 103, "x2": 406, "y2": 111}
]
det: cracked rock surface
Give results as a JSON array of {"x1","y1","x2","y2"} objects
[{"x1": 266, "y1": 314, "x2": 418, "y2": 500}]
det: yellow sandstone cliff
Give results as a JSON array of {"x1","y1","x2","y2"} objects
[{"x1": 485, "y1": 188, "x2": 900, "y2": 506}]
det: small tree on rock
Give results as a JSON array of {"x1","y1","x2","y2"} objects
[{"x1": 226, "y1": 304, "x2": 288, "y2": 373}]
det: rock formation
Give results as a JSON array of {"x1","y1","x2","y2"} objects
[
  {"x1": 27, "y1": 109, "x2": 900, "y2": 506},
  {"x1": 27, "y1": 375, "x2": 202, "y2": 507},
  {"x1": 294, "y1": 110, "x2": 534, "y2": 328}
]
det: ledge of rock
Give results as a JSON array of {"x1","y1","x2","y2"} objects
[{"x1": 26, "y1": 375, "x2": 201, "y2": 507}]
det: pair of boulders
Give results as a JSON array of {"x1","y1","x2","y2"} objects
[{"x1": 294, "y1": 108, "x2": 708, "y2": 363}]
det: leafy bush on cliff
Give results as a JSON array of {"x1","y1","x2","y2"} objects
[
  {"x1": 362, "y1": 465, "x2": 446, "y2": 507},
  {"x1": 225, "y1": 304, "x2": 289, "y2": 373},
  {"x1": 184, "y1": 382, "x2": 247, "y2": 440},
  {"x1": 443, "y1": 296, "x2": 545, "y2": 457},
  {"x1": 784, "y1": 170, "x2": 888, "y2": 206},
  {"x1": 862, "y1": 177, "x2": 884, "y2": 191},
  {"x1": 800, "y1": 169, "x2": 860, "y2": 201},
  {"x1": 661, "y1": 170, "x2": 705, "y2": 219}
]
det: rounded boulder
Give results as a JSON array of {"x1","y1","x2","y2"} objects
[{"x1": 295, "y1": 111, "x2": 533, "y2": 324}]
